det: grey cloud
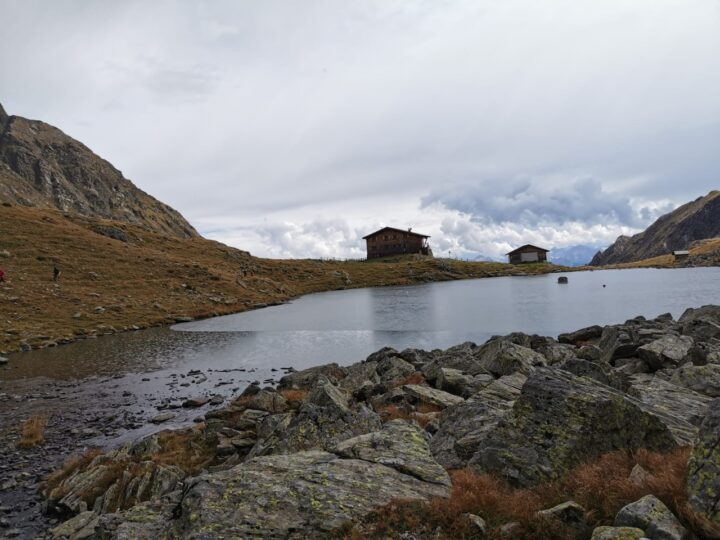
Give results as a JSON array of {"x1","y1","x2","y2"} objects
[{"x1": 422, "y1": 178, "x2": 668, "y2": 228}]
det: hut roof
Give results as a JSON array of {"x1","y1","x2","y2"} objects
[
  {"x1": 506, "y1": 244, "x2": 550, "y2": 255},
  {"x1": 362, "y1": 227, "x2": 430, "y2": 240}
]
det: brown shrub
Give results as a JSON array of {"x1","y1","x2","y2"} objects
[
  {"x1": 342, "y1": 447, "x2": 702, "y2": 540},
  {"x1": 279, "y1": 388, "x2": 309, "y2": 408},
  {"x1": 374, "y1": 404, "x2": 411, "y2": 422},
  {"x1": 151, "y1": 425, "x2": 216, "y2": 475},
  {"x1": 391, "y1": 372, "x2": 426, "y2": 388},
  {"x1": 17, "y1": 416, "x2": 48, "y2": 448}
]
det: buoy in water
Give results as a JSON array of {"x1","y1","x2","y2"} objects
[{"x1": 557, "y1": 276, "x2": 568, "y2": 284}]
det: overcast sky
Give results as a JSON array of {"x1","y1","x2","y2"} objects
[{"x1": 2, "y1": 0, "x2": 719, "y2": 259}]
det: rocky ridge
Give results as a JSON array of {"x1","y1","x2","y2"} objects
[
  {"x1": 38, "y1": 305, "x2": 720, "y2": 539},
  {"x1": 0, "y1": 103, "x2": 197, "y2": 238},
  {"x1": 591, "y1": 190, "x2": 720, "y2": 265}
]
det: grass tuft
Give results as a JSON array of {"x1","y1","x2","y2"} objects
[{"x1": 17, "y1": 416, "x2": 48, "y2": 448}]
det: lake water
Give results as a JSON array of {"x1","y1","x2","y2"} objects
[
  {"x1": 4, "y1": 267, "x2": 720, "y2": 386},
  {"x1": 2, "y1": 266, "x2": 720, "y2": 448}
]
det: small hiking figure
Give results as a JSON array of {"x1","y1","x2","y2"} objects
[
  {"x1": 53, "y1": 264, "x2": 60, "y2": 282},
  {"x1": 0, "y1": 268, "x2": 5, "y2": 282}
]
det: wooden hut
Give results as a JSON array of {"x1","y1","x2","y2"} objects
[
  {"x1": 363, "y1": 227, "x2": 431, "y2": 259},
  {"x1": 673, "y1": 250, "x2": 690, "y2": 262},
  {"x1": 507, "y1": 244, "x2": 549, "y2": 264}
]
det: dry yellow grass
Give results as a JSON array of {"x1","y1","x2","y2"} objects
[
  {"x1": 17, "y1": 415, "x2": 48, "y2": 448},
  {"x1": 0, "y1": 205, "x2": 566, "y2": 354}
]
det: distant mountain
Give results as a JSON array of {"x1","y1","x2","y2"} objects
[
  {"x1": 471, "y1": 253, "x2": 504, "y2": 263},
  {"x1": 548, "y1": 245, "x2": 601, "y2": 267},
  {"x1": 590, "y1": 190, "x2": 720, "y2": 266},
  {"x1": 0, "y1": 103, "x2": 197, "y2": 238}
]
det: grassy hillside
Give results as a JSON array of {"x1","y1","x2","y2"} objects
[{"x1": 0, "y1": 205, "x2": 564, "y2": 354}]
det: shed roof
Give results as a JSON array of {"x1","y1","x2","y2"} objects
[
  {"x1": 362, "y1": 226, "x2": 430, "y2": 240},
  {"x1": 673, "y1": 250, "x2": 690, "y2": 255},
  {"x1": 506, "y1": 244, "x2": 550, "y2": 255}
]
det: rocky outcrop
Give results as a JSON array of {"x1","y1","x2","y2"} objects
[
  {"x1": 43, "y1": 307, "x2": 720, "y2": 538},
  {"x1": 687, "y1": 398, "x2": 720, "y2": 530},
  {"x1": 61, "y1": 424, "x2": 449, "y2": 539},
  {"x1": 591, "y1": 190, "x2": 720, "y2": 265},
  {"x1": 470, "y1": 368, "x2": 677, "y2": 486},
  {"x1": 0, "y1": 103, "x2": 197, "y2": 238}
]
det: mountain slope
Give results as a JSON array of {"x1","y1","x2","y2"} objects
[
  {"x1": 0, "y1": 103, "x2": 197, "y2": 238},
  {"x1": 590, "y1": 190, "x2": 720, "y2": 265}
]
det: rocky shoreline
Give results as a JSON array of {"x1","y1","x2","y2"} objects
[{"x1": 5, "y1": 305, "x2": 720, "y2": 539}]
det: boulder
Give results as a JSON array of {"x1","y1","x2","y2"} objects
[
  {"x1": 246, "y1": 389, "x2": 289, "y2": 413},
  {"x1": 278, "y1": 363, "x2": 346, "y2": 389},
  {"x1": 435, "y1": 367, "x2": 492, "y2": 398},
  {"x1": 671, "y1": 364, "x2": 720, "y2": 397},
  {"x1": 51, "y1": 510, "x2": 98, "y2": 539},
  {"x1": 475, "y1": 339, "x2": 547, "y2": 377},
  {"x1": 429, "y1": 373, "x2": 524, "y2": 469},
  {"x1": 638, "y1": 335, "x2": 694, "y2": 371},
  {"x1": 401, "y1": 384, "x2": 465, "y2": 409},
  {"x1": 627, "y1": 374, "x2": 711, "y2": 445},
  {"x1": 470, "y1": 368, "x2": 677, "y2": 486},
  {"x1": 171, "y1": 450, "x2": 449, "y2": 538},
  {"x1": 538, "y1": 342, "x2": 578, "y2": 365},
  {"x1": 614, "y1": 495, "x2": 689, "y2": 540},
  {"x1": 255, "y1": 381, "x2": 382, "y2": 455},
  {"x1": 536, "y1": 501, "x2": 587, "y2": 531},
  {"x1": 680, "y1": 305, "x2": 720, "y2": 341},
  {"x1": 332, "y1": 420, "x2": 451, "y2": 486},
  {"x1": 688, "y1": 398, "x2": 720, "y2": 529},
  {"x1": 558, "y1": 325, "x2": 604, "y2": 344},
  {"x1": 376, "y1": 356, "x2": 416, "y2": 384},
  {"x1": 599, "y1": 326, "x2": 640, "y2": 364}
]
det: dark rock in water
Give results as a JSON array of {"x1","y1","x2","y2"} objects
[
  {"x1": 182, "y1": 396, "x2": 210, "y2": 408},
  {"x1": 688, "y1": 398, "x2": 720, "y2": 530},
  {"x1": 149, "y1": 412, "x2": 176, "y2": 424},
  {"x1": 470, "y1": 368, "x2": 677, "y2": 486}
]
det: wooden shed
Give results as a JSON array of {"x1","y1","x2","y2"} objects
[
  {"x1": 673, "y1": 250, "x2": 690, "y2": 262},
  {"x1": 507, "y1": 244, "x2": 549, "y2": 264},
  {"x1": 363, "y1": 227, "x2": 431, "y2": 259}
]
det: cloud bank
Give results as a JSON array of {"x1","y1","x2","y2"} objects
[{"x1": 1, "y1": 0, "x2": 718, "y2": 258}]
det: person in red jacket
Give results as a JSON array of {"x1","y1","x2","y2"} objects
[{"x1": 0, "y1": 268, "x2": 5, "y2": 282}]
